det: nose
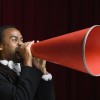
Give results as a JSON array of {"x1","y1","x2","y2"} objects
[{"x1": 18, "y1": 40, "x2": 23, "y2": 47}]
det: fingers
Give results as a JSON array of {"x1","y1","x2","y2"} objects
[
  {"x1": 31, "y1": 40, "x2": 47, "y2": 74},
  {"x1": 20, "y1": 40, "x2": 35, "y2": 49},
  {"x1": 37, "y1": 40, "x2": 39, "y2": 43},
  {"x1": 26, "y1": 40, "x2": 35, "y2": 48},
  {"x1": 26, "y1": 40, "x2": 39, "y2": 49},
  {"x1": 24, "y1": 40, "x2": 38, "y2": 48},
  {"x1": 33, "y1": 57, "x2": 46, "y2": 67}
]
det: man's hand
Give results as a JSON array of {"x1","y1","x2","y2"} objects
[
  {"x1": 32, "y1": 57, "x2": 47, "y2": 74},
  {"x1": 32, "y1": 40, "x2": 47, "y2": 74},
  {"x1": 18, "y1": 41, "x2": 34, "y2": 67},
  {"x1": 18, "y1": 40, "x2": 47, "y2": 74}
]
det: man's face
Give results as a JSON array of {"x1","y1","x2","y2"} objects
[{"x1": 1, "y1": 28, "x2": 23, "y2": 61}]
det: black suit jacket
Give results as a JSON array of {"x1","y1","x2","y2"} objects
[{"x1": 0, "y1": 64, "x2": 55, "y2": 100}]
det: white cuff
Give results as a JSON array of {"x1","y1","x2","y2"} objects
[{"x1": 42, "y1": 73, "x2": 52, "y2": 81}]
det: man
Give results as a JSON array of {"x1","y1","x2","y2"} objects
[{"x1": 0, "y1": 26, "x2": 55, "y2": 100}]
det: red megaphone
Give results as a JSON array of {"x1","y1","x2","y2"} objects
[{"x1": 31, "y1": 25, "x2": 100, "y2": 76}]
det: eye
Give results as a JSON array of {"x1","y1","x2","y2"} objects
[
  {"x1": 21, "y1": 39, "x2": 23, "y2": 42},
  {"x1": 11, "y1": 37, "x2": 18, "y2": 41}
]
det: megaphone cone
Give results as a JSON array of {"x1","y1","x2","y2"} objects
[{"x1": 31, "y1": 25, "x2": 100, "y2": 76}]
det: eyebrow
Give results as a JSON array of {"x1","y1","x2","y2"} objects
[{"x1": 10, "y1": 36, "x2": 23, "y2": 40}]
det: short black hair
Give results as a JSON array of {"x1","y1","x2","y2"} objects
[{"x1": 0, "y1": 25, "x2": 16, "y2": 43}]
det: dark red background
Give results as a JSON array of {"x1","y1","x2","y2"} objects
[{"x1": 0, "y1": 0, "x2": 100, "y2": 100}]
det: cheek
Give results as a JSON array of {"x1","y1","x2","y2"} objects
[{"x1": 4, "y1": 43, "x2": 17, "y2": 53}]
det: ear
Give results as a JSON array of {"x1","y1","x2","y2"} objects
[{"x1": 0, "y1": 44, "x2": 3, "y2": 50}]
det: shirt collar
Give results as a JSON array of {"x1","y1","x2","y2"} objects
[{"x1": 0, "y1": 60, "x2": 21, "y2": 76}]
